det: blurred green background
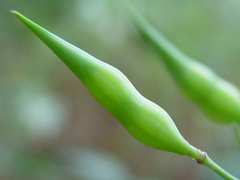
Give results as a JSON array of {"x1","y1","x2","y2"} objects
[{"x1": 1, "y1": 0, "x2": 240, "y2": 179}]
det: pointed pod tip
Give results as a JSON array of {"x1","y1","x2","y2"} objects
[
  {"x1": 10, "y1": 10, "x2": 19, "y2": 15},
  {"x1": 10, "y1": 10, "x2": 24, "y2": 20}
]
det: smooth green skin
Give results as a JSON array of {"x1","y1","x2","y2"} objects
[
  {"x1": 129, "y1": 8, "x2": 240, "y2": 124},
  {"x1": 12, "y1": 11, "x2": 201, "y2": 158}
]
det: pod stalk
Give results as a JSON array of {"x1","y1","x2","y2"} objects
[
  {"x1": 203, "y1": 154, "x2": 238, "y2": 180},
  {"x1": 189, "y1": 149, "x2": 238, "y2": 180}
]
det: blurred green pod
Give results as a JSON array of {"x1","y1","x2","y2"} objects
[
  {"x1": 128, "y1": 7, "x2": 240, "y2": 124},
  {"x1": 12, "y1": 11, "x2": 201, "y2": 158}
]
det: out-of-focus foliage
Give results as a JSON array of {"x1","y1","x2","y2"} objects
[{"x1": 1, "y1": 0, "x2": 240, "y2": 179}]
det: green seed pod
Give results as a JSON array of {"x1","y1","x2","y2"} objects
[
  {"x1": 12, "y1": 11, "x2": 201, "y2": 158},
  {"x1": 12, "y1": 11, "x2": 239, "y2": 180},
  {"x1": 128, "y1": 7, "x2": 240, "y2": 124}
]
